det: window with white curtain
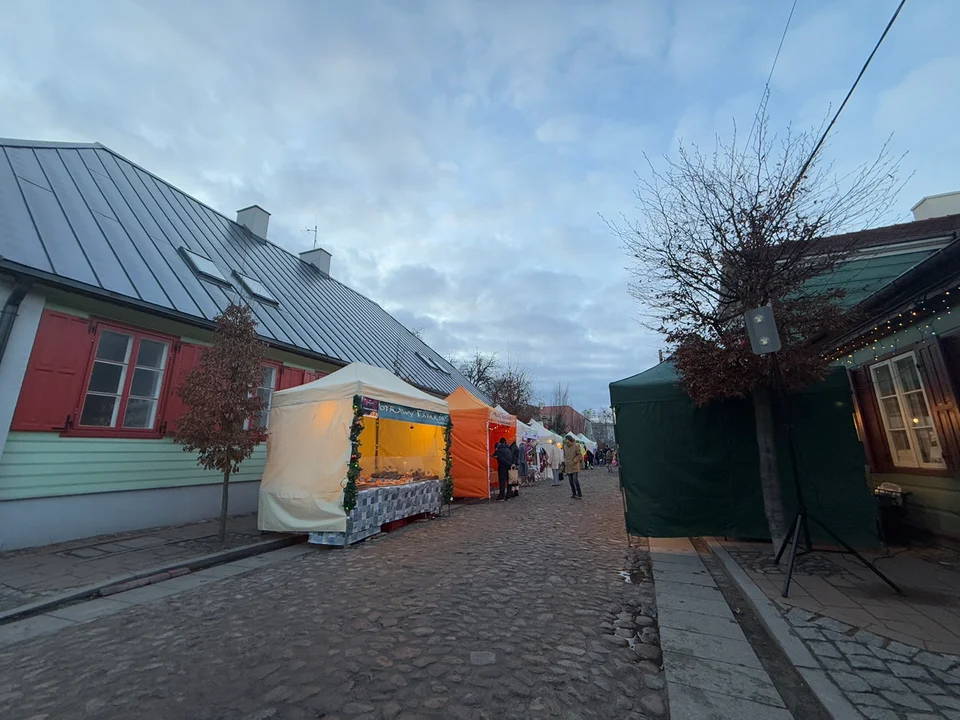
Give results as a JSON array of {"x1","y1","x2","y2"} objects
[{"x1": 870, "y1": 351, "x2": 946, "y2": 469}]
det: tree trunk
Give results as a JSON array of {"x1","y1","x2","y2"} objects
[
  {"x1": 751, "y1": 385, "x2": 787, "y2": 553},
  {"x1": 219, "y1": 468, "x2": 230, "y2": 545}
]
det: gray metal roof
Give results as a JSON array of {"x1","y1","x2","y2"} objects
[{"x1": 0, "y1": 138, "x2": 480, "y2": 399}]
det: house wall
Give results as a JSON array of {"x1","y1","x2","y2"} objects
[
  {"x1": 871, "y1": 472, "x2": 960, "y2": 539},
  {"x1": 0, "y1": 288, "x2": 338, "y2": 549},
  {"x1": 0, "y1": 479, "x2": 261, "y2": 551},
  {"x1": 847, "y1": 306, "x2": 960, "y2": 540}
]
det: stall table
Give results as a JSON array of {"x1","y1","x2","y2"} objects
[{"x1": 308, "y1": 479, "x2": 443, "y2": 546}]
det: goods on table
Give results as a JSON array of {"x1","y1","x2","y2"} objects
[{"x1": 356, "y1": 467, "x2": 440, "y2": 490}]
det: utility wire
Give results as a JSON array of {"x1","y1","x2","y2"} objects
[
  {"x1": 748, "y1": 0, "x2": 798, "y2": 145},
  {"x1": 788, "y1": 0, "x2": 908, "y2": 196}
]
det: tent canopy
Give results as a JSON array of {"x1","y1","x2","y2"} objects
[
  {"x1": 610, "y1": 361, "x2": 877, "y2": 545},
  {"x1": 529, "y1": 420, "x2": 562, "y2": 445},
  {"x1": 274, "y1": 362, "x2": 448, "y2": 413},
  {"x1": 446, "y1": 388, "x2": 516, "y2": 499},
  {"x1": 260, "y1": 363, "x2": 450, "y2": 533}
]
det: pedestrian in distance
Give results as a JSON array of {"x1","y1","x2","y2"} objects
[
  {"x1": 563, "y1": 436, "x2": 583, "y2": 499},
  {"x1": 605, "y1": 447, "x2": 614, "y2": 473},
  {"x1": 547, "y1": 440, "x2": 562, "y2": 486},
  {"x1": 492, "y1": 438, "x2": 514, "y2": 502}
]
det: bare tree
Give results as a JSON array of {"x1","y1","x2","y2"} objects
[
  {"x1": 548, "y1": 382, "x2": 570, "y2": 435},
  {"x1": 451, "y1": 350, "x2": 537, "y2": 418},
  {"x1": 452, "y1": 349, "x2": 500, "y2": 393},
  {"x1": 611, "y1": 114, "x2": 904, "y2": 549}
]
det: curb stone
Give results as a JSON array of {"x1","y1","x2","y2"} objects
[
  {"x1": 0, "y1": 535, "x2": 304, "y2": 626},
  {"x1": 705, "y1": 538, "x2": 863, "y2": 720}
]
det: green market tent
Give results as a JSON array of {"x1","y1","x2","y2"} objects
[{"x1": 609, "y1": 362, "x2": 878, "y2": 546}]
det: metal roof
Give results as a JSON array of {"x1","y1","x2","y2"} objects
[
  {"x1": 0, "y1": 139, "x2": 480, "y2": 399},
  {"x1": 803, "y1": 249, "x2": 940, "y2": 307}
]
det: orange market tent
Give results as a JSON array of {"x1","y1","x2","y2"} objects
[{"x1": 446, "y1": 387, "x2": 517, "y2": 499}]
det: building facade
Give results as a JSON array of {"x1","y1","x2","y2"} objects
[
  {"x1": 832, "y1": 198, "x2": 960, "y2": 539},
  {"x1": 0, "y1": 139, "x2": 480, "y2": 550}
]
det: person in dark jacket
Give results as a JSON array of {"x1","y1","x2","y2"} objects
[{"x1": 493, "y1": 438, "x2": 513, "y2": 501}]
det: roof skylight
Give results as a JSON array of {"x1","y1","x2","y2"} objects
[
  {"x1": 181, "y1": 248, "x2": 228, "y2": 284},
  {"x1": 235, "y1": 272, "x2": 278, "y2": 304},
  {"x1": 416, "y1": 350, "x2": 450, "y2": 375}
]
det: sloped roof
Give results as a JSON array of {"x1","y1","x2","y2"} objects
[
  {"x1": 805, "y1": 250, "x2": 939, "y2": 307},
  {"x1": 819, "y1": 212, "x2": 960, "y2": 251},
  {"x1": 0, "y1": 138, "x2": 479, "y2": 398}
]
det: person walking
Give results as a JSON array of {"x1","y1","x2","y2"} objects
[
  {"x1": 492, "y1": 438, "x2": 513, "y2": 501},
  {"x1": 563, "y1": 436, "x2": 583, "y2": 499},
  {"x1": 546, "y1": 440, "x2": 562, "y2": 486},
  {"x1": 605, "y1": 447, "x2": 614, "y2": 473}
]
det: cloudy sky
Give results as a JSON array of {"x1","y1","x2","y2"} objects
[{"x1": 2, "y1": 0, "x2": 958, "y2": 411}]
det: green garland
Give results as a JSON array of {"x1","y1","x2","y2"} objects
[
  {"x1": 442, "y1": 417, "x2": 454, "y2": 505},
  {"x1": 343, "y1": 394, "x2": 363, "y2": 513}
]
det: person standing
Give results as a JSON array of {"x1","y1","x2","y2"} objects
[
  {"x1": 546, "y1": 440, "x2": 562, "y2": 486},
  {"x1": 563, "y1": 436, "x2": 583, "y2": 499},
  {"x1": 493, "y1": 438, "x2": 513, "y2": 501}
]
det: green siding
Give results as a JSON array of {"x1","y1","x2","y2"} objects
[
  {"x1": 846, "y1": 302, "x2": 960, "y2": 366},
  {"x1": 874, "y1": 472, "x2": 960, "y2": 540},
  {"x1": 0, "y1": 433, "x2": 265, "y2": 500}
]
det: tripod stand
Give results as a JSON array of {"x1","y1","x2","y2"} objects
[{"x1": 770, "y1": 354, "x2": 903, "y2": 598}]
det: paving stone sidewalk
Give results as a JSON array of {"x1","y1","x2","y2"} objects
[
  {"x1": 650, "y1": 537, "x2": 792, "y2": 719},
  {"x1": 0, "y1": 514, "x2": 264, "y2": 614},
  {"x1": 721, "y1": 540, "x2": 960, "y2": 719},
  {"x1": 0, "y1": 469, "x2": 668, "y2": 720},
  {"x1": 782, "y1": 606, "x2": 960, "y2": 719}
]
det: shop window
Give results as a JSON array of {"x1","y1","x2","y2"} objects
[{"x1": 870, "y1": 351, "x2": 946, "y2": 470}]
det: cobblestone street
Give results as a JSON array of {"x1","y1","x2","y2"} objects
[{"x1": 0, "y1": 469, "x2": 668, "y2": 720}]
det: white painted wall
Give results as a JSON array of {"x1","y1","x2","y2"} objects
[
  {"x1": 0, "y1": 281, "x2": 44, "y2": 460},
  {"x1": 0, "y1": 479, "x2": 261, "y2": 550}
]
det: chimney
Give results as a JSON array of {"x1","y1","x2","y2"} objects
[
  {"x1": 911, "y1": 191, "x2": 960, "y2": 221},
  {"x1": 236, "y1": 205, "x2": 270, "y2": 239},
  {"x1": 300, "y1": 247, "x2": 332, "y2": 276}
]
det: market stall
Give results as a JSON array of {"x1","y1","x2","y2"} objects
[
  {"x1": 258, "y1": 362, "x2": 452, "y2": 546},
  {"x1": 446, "y1": 387, "x2": 516, "y2": 499}
]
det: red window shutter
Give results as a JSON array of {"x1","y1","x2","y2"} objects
[
  {"x1": 11, "y1": 310, "x2": 95, "y2": 431},
  {"x1": 278, "y1": 366, "x2": 305, "y2": 391},
  {"x1": 303, "y1": 370, "x2": 328, "y2": 384},
  {"x1": 915, "y1": 338, "x2": 960, "y2": 471},
  {"x1": 161, "y1": 343, "x2": 204, "y2": 435},
  {"x1": 847, "y1": 367, "x2": 892, "y2": 473}
]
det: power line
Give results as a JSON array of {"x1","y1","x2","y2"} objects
[
  {"x1": 748, "y1": 0, "x2": 798, "y2": 144},
  {"x1": 789, "y1": 0, "x2": 908, "y2": 195}
]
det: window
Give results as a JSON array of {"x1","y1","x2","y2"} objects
[
  {"x1": 252, "y1": 365, "x2": 278, "y2": 429},
  {"x1": 235, "y1": 272, "x2": 278, "y2": 304},
  {"x1": 871, "y1": 351, "x2": 946, "y2": 469},
  {"x1": 181, "y1": 247, "x2": 229, "y2": 284},
  {"x1": 79, "y1": 329, "x2": 170, "y2": 431},
  {"x1": 415, "y1": 350, "x2": 450, "y2": 375}
]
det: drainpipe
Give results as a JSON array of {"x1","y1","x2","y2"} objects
[{"x1": 0, "y1": 277, "x2": 32, "y2": 366}]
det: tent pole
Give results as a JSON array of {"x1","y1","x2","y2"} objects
[{"x1": 375, "y1": 417, "x2": 380, "y2": 473}]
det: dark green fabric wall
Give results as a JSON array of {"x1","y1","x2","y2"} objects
[{"x1": 611, "y1": 365, "x2": 878, "y2": 547}]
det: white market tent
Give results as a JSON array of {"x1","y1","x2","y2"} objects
[
  {"x1": 258, "y1": 362, "x2": 450, "y2": 534},
  {"x1": 529, "y1": 420, "x2": 563, "y2": 446},
  {"x1": 517, "y1": 419, "x2": 538, "y2": 441},
  {"x1": 576, "y1": 433, "x2": 598, "y2": 452}
]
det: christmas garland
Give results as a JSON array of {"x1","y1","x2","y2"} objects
[
  {"x1": 442, "y1": 417, "x2": 454, "y2": 505},
  {"x1": 343, "y1": 394, "x2": 363, "y2": 513}
]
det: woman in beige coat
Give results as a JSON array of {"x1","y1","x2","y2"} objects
[{"x1": 563, "y1": 436, "x2": 583, "y2": 499}]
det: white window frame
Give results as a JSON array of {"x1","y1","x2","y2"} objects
[
  {"x1": 870, "y1": 351, "x2": 946, "y2": 470},
  {"x1": 245, "y1": 365, "x2": 278, "y2": 430}
]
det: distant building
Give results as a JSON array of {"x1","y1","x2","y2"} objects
[{"x1": 540, "y1": 405, "x2": 586, "y2": 436}]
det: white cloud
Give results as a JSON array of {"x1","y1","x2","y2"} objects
[{"x1": 0, "y1": 0, "x2": 955, "y2": 409}]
